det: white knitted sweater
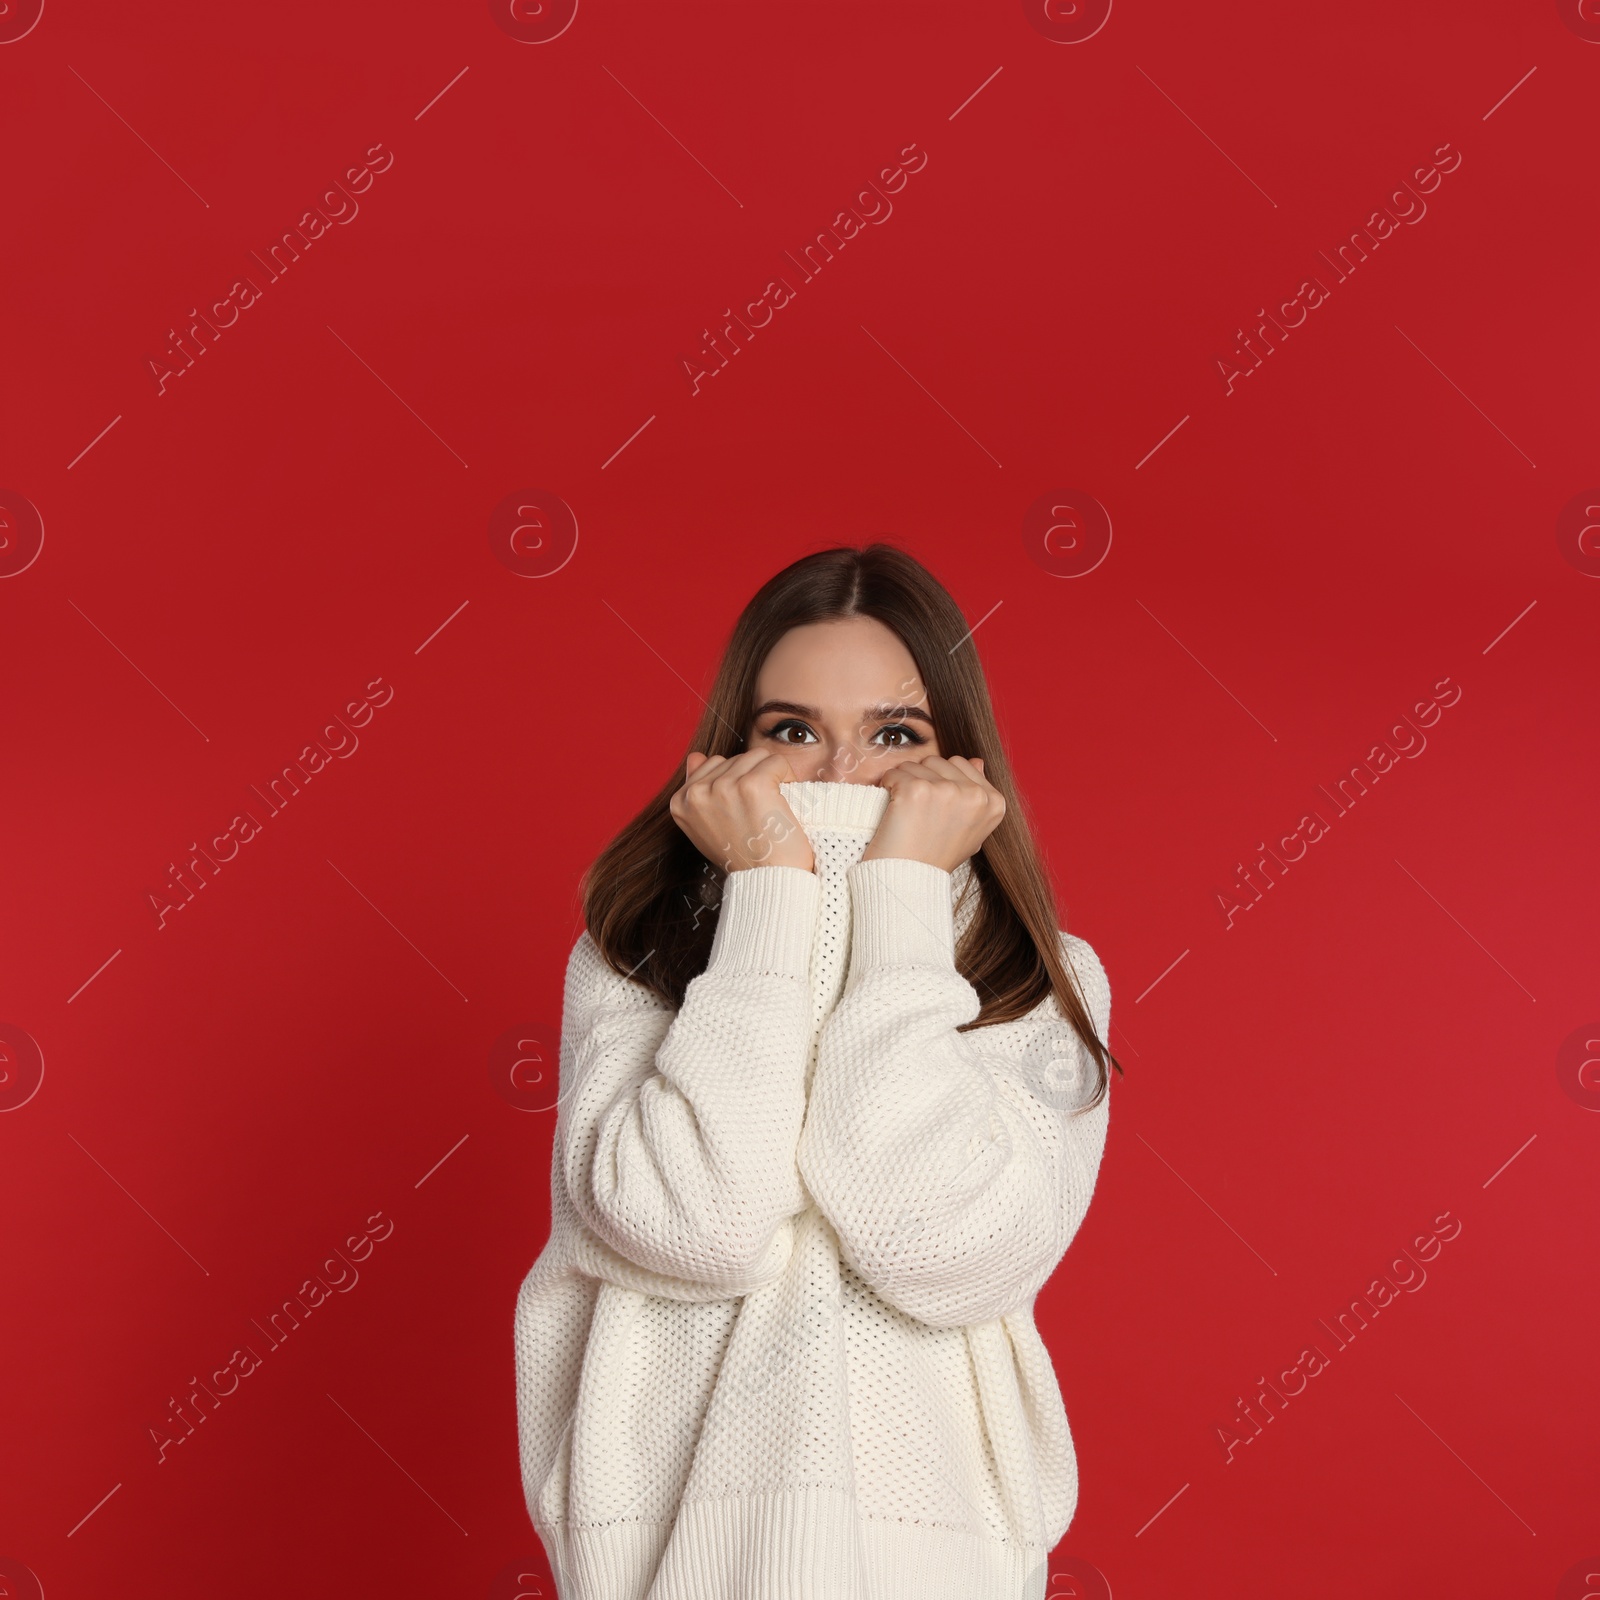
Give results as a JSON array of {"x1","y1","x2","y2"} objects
[{"x1": 514, "y1": 780, "x2": 1112, "y2": 1600}]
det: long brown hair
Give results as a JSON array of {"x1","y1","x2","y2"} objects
[{"x1": 581, "y1": 544, "x2": 1121, "y2": 1108}]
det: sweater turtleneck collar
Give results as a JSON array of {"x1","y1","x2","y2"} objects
[
  {"x1": 779, "y1": 779, "x2": 889, "y2": 832},
  {"x1": 777, "y1": 779, "x2": 980, "y2": 937}
]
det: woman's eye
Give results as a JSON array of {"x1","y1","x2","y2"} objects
[{"x1": 759, "y1": 719, "x2": 922, "y2": 749}]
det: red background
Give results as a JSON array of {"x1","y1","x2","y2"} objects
[{"x1": 2, "y1": 1, "x2": 1596, "y2": 1596}]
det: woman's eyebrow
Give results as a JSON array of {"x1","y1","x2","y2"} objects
[{"x1": 750, "y1": 700, "x2": 934, "y2": 726}]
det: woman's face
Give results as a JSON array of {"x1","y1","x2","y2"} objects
[{"x1": 746, "y1": 615, "x2": 941, "y2": 784}]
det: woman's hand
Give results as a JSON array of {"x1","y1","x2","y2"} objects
[
  {"x1": 669, "y1": 750, "x2": 815, "y2": 873},
  {"x1": 860, "y1": 755, "x2": 1004, "y2": 872}
]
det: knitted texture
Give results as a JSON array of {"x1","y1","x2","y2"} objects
[{"x1": 513, "y1": 780, "x2": 1112, "y2": 1600}]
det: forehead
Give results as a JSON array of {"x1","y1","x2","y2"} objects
[{"x1": 754, "y1": 616, "x2": 923, "y2": 704}]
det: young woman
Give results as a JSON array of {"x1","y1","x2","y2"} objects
[{"x1": 514, "y1": 544, "x2": 1119, "y2": 1600}]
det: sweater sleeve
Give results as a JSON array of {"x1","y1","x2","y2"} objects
[
  {"x1": 556, "y1": 864, "x2": 820, "y2": 1295},
  {"x1": 796, "y1": 856, "x2": 1111, "y2": 1329}
]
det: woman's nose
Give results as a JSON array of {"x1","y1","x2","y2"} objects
[{"x1": 816, "y1": 744, "x2": 870, "y2": 783}]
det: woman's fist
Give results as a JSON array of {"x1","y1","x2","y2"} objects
[
  {"x1": 669, "y1": 750, "x2": 815, "y2": 873},
  {"x1": 860, "y1": 754, "x2": 1004, "y2": 872}
]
